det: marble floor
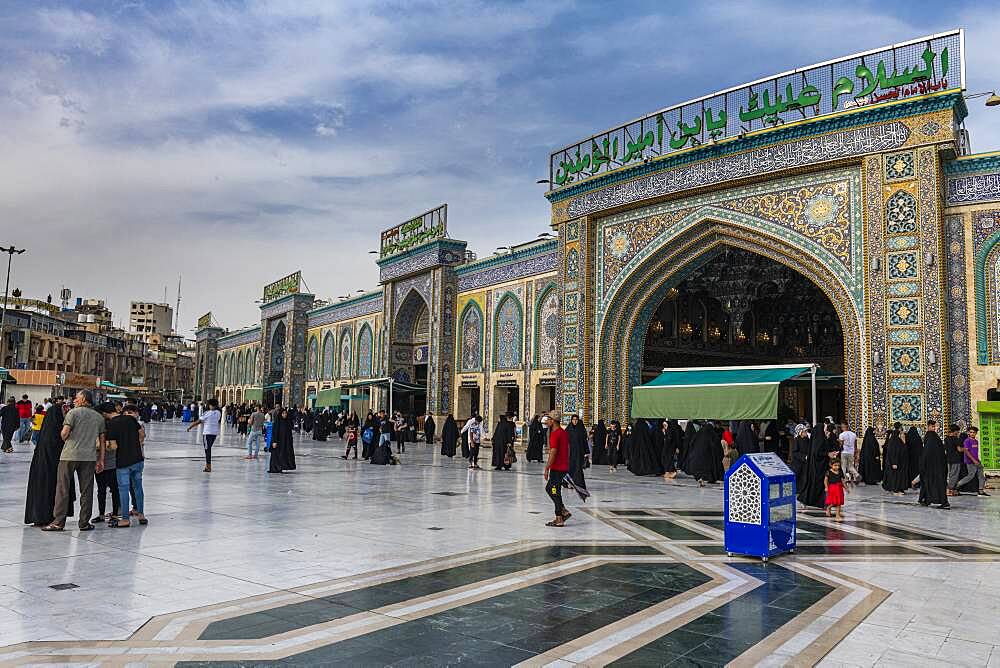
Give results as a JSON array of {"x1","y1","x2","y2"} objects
[{"x1": 0, "y1": 421, "x2": 999, "y2": 667}]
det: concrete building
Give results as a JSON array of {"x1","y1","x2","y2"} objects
[{"x1": 130, "y1": 302, "x2": 174, "y2": 343}]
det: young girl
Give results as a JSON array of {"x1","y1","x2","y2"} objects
[
  {"x1": 342, "y1": 425, "x2": 358, "y2": 460},
  {"x1": 824, "y1": 459, "x2": 847, "y2": 519}
]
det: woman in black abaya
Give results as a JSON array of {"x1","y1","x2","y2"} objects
[
  {"x1": 882, "y1": 427, "x2": 909, "y2": 494},
  {"x1": 491, "y1": 415, "x2": 515, "y2": 470},
  {"x1": 591, "y1": 419, "x2": 607, "y2": 466},
  {"x1": 440, "y1": 415, "x2": 458, "y2": 457},
  {"x1": 525, "y1": 415, "x2": 544, "y2": 462},
  {"x1": 905, "y1": 426, "x2": 922, "y2": 489},
  {"x1": 762, "y1": 421, "x2": 780, "y2": 454},
  {"x1": 796, "y1": 425, "x2": 830, "y2": 508},
  {"x1": 24, "y1": 404, "x2": 74, "y2": 526},
  {"x1": 661, "y1": 419, "x2": 681, "y2": 479},
  {"x1": 735, "y1": 421, "x2": 757, "y2": 457},
  {"x1": 680, "y1": 420, "x2": 697, "y2": 473},
  {"x1": 424, "y1": 414, "x2": 436, "y2": 445},
  {"x1": 919, "y1": 427, "x2": 950, "y2": 508},
  {"x1": 566, "y1": 415, "x2": 589, "y2": 489},
  {"x1": 685, "y1": 421, "x2": 720, "y2": 485},
  {"x1": 789, "y1": 425, "x2": 809, "y2": 483},
  {"x1": 858, "y1": 427, "x2": 882, "y2": 484},
  {"x1": 627, "y1": 419, "x2": 660, "y2": 476}
]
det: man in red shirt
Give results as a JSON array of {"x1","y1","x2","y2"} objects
[
  {"x1": 17, "y1": 395, "x2": 33, "y2": 443},
  {"x1": 543, "y1": 412, "x2": 571, "y2": 527}
]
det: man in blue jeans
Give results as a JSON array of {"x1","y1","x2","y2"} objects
[
  {"x1": 108, "y1": 404, "x2": 147, "y2": 527},
  {"x1": 245, "y1": 406, "x2": 266, "y2": 460}
]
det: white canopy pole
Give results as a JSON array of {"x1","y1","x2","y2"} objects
[
  {"x1": 810, "y1": 363, "x2": 818, "y2": 426},
  {"x1": 389, "y1": 377, "x2": 394, "y2": 416}
]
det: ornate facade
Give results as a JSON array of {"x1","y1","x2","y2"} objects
[{"x1": 198, "y1": 37, "x2": 1000, "y2": 437}]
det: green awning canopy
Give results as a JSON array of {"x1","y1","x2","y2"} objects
[
  {"x1": 0, "y1": 368, "x2": 17, "y2": 384},
  {"x1": 244, "y1": 388, "x2": 263, "y2": 402},
  {"x1": 315, "y1": 388, "x2": 341, "y2": 407},
  {"x1": 631, "y1": 364, "x2": 814, "y2": 420},
  {"x1": 342, "y1": 377, "x2": 425, "y2": 393}
]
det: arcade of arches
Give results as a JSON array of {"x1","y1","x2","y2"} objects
[{"x1": 197, "y1": 93, "x2": 1000, "y2": 445}]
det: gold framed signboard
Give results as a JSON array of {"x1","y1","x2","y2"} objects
[{"x1": 262, "y1": 271, "x2": 302, "y2": 304}]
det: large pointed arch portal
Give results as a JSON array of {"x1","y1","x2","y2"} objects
[{"x1": 597, "y1": 217, "x2": 865, "y2": 426}]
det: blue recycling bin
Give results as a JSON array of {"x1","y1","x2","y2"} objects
[
  {"x1": 265, "y1": 422, "x2": 274, "y2": 450},
  {"x1": 181, "y1": 407, "x2": 192, "y2": 422},
  {"x1": 724, "y1": 453, "x2": 797, "y2": 561}
]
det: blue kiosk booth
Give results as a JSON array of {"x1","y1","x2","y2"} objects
[{"x1": 724, "y1": 452, "x2": 797, "y2": 561}]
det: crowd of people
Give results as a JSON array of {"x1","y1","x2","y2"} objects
[{"x1": 18, "y1": 390, "x2": 147, "y2": 531}]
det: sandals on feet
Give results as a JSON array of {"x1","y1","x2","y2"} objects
[
  {"x1": 545, "y1": 519, "x2": 565, "y2": 527},
  {"x1": 40, "y1": 524, "x2": 64, "y2": 532}
]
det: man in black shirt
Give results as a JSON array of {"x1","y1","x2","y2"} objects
[
  {"x1": 108, "y1": 405, "x2": 146, "y2": 527},
  {"x1": 944, "y1": 423, "x2": 965, "y2": 496}
]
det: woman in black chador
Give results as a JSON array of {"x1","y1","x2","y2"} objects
[
  {"x1": 789, "y1": 425, "x2": 809, "y2": 483},
  {"x1": 269, "y1": 409, "x2": 296, "y2": 473},
  {"x1": 882, "y1": 425, "x2": 909, "y2": 494},
  {"x1": 566, "y1": 414, "x2": 589, "y2": 489},
  {"x1": 591, "y1": 419, "x2": 607, "y2": 465},
  {"x1": 905, "y1": 426, "x2": 923, "y2": 489},
  {"x1": 525, "y1": 415, "x2": 545, "y2": 462},
  {"x1": 796, "y1": 425, "x2": 831, "y2": 508},
  {"x1": 491, "y1": 414, "x2": 515, "y2": 471},
  {"x1": 685, "y1": 421, "x2": 721, "y2": 486},
  {"x1": 680, "y1": 421, "x2": 697, "y2": 473},
  {"x1": 440, "y1": 415, "x2": 458, "y2": 457},
  {"x1": 24, "y1": 403, "x2": 74, "y2": 526},
  {"x1": 424, "y1": 414, "x2": 436, "y2": 445},
  {"x1": 627, "y1": 419, "x2": 661, "y2": 476},
  {"x1": 735, "y1": 421, "x2": 757, "y2": 457},
  {"x1": 919, "y1": 424, "x2": 950, "y2": 508},
  {"x1": 858, "y1": 426, "x2": 882, "y2": 484},
  {"x1": 661, "y1": 419, "x2": 682, "y2": 478}
]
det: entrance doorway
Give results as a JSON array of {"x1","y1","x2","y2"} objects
[
  {"x1": 641, "y1": 247, "x2": 846, "y2": 422},
  {"x1": 534, "y1": 384, "x2": 556, "y2": 415},
  {"x1": 493, "y1": 385, "x2": 520, "y2": 422},
  {"x1": 457, "y1": 386, "x2": 480, "y2": 418}
]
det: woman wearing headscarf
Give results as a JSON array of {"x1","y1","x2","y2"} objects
[
  {"x1": 762, "y1": 421, "x2": 780, "y2": 454},
  {"x1": 268, "y1": 409, "x2": 295, "y2": 473},
  {"x1": 680, "y1": 420, "x2": 698, "y2": 473},
  {"x1": 789, "y1": 424, "x2": 810, "y2": 484},
  {"x1": 566, "y1": 414, "x2": 589, "y2": 489},
  {"x1": 905, "y1": 426, "x2": 923, "y2": 489},
  {"x1": 627, "y1": 419, "x2": 659, "y2": 476},
  {"x1": 882, "y1": 425, "x2": 909, "y2": 494},
  {"x1": 606, "y1": 420, "x2": 623, "y2": 471},
  {"x1": 661, "y1": 419, "x2": 681, "y2": 479},
  {"x1": 919, "y1": 422, "x2": 950, "y2": 509},
  {"x1": 24, "y1": 399, "x2": 74, "y2": 526},
  {"x1": 857, "y1": 426, "x2": 882, "y2": 484},
  {"x1": 440, "y1": 415, "x2": 458, "y2": 457},
  {"x1": 735, "y1": 421, "x2": 757, "y2": 457},
  {"x1": 591, "y1": 419, "x2": 607, "y2": 466},
  {"x1": 423, "y1": 413, "x2": 436, "y2": 445},
  {"x1": 684, "y1": 421, "x2": 720, "y2": 486},
  {"x1": 491, "y1": 414, "x2": 515, "y2": 471},
  {"x1": 526, "y1": 415, "x2": 544, "y2": 462},
  {"x1": 796, "y1": 424, "x2": 831, "y2": 508}
]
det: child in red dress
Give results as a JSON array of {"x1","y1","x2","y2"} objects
[{"x1": 824, "y1": 459, "x2": 847, "y2": 520}]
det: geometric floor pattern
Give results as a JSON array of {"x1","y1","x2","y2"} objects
[
  {"x1": 2, "y1": 421, "x2": 1000, "y2": 667},
  {"x1": 3, "y1": 508, "x2": 999, "y2": 666}
]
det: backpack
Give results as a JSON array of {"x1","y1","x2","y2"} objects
[{"x1": 362, "y1": 427, "x2": 374, "y2": 444}]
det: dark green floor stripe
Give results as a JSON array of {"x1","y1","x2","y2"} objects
[
  {"x1": 632, "y1": 519, "x2": 716, "y2": 541},
  {"x1": 180, "y1": 562, "x2": 710, "y2": 667},
  {"x1": 610, "y1": 563, "x2": 833, "y2": 667},
  {"x1": 199, "y1": 544, "x2": 658, "y2": 640}
]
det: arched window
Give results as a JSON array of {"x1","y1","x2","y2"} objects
[
  {"x1": 339, "y1": 329, "x2": 353, "y2": 378},
  {"x1": 535, "y1": 285, "x2": 559, "y2": 367},
  {"x1": 459, "y1": 301, "x2": 484, "y2": 372},
  {"x1": 322, "y1": 331, "x2": 335, "y2": 380},
  {"x1": 357, "y1": 323, "x2": 373, "y2": 378},
  {"x1": 307, "y1": 336, "x2": 319, "y2": 380},
  {"x1": 493, "y1": 293, "x2": 523, "y2": 370}
]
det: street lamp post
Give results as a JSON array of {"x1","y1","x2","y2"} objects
[{"x1": 0, "y1": 245, "x2": 27, "y2": 373}]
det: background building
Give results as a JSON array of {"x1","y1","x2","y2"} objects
[{"x1": 130, "y1": 302, "x2": 174, "y2": 343}]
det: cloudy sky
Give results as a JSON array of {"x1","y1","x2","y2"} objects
[{"x1": 2, "y1": 1, "x2": 998, "y2": 337}]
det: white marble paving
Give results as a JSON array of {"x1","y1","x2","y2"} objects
[{"x1": 0, "y1": 419, "x2": 998, "y2": 666}]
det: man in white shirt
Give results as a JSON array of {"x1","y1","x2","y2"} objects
[
  {"x1": 838, "y1": 423, "x2": 860, "y2": 483},
  {"x1": 187, "y1": 398, "x2": 222, "y2": 472},
  {"x1": 461, "y1": 415, "x2": 483, "y2": 470}
]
